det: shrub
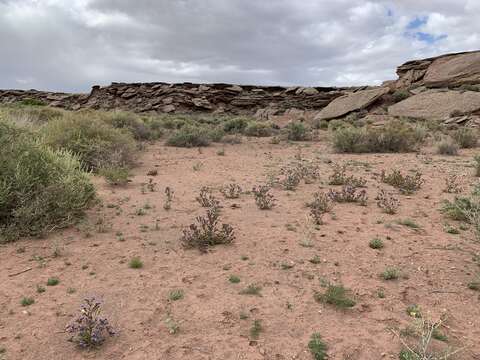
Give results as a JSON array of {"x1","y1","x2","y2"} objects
[
  {"x1": 328, "y1": 185, "x2": 367, "y2": 205},
  {"x1": 21, "y1": 297, "x2": 35, "y2": 306},
  {"x1": 308, "y1": 333, "x2": 328, "y2": 360},
  {"x1": 381, "y1": 267, "x2": 399, "y2": 280},
  {"x1": 41, "y1": 113, "x2": 136, "y2": 171},
  {"x1": 101, "y1": 111, "x2": 150, "y2": 140},
  {"x1": 66, "y1": 297, "x2": 115, "y2": 348},
  {"x1": 3, "y1": 105, "x2": 64, "y2": 124},
  {"x1": 328, "y1": 163, "x2": 366, "y2": 187},
  {"x1": 19, "y1": 98, "x2": 47, "y2": 106},
  {"x1": 333, "y1": 121, "x2": 422, "y2": 153},
  {"x1": 436, "y1": 138, "x2": 459, "y2": 155},
  {"x1": 196, "y1": 187, "x2": 220, "y2": 209},
  {"x1": 221, "y1": 183, "x2": 242, "y2": 199},
  {"x1": 0, "y1": 121, "x2": 95, "y2": 242},
  {"x1": 314, "y1": 284, "x2": 356, "y2": 308},
  {"x1": 244, "y1": 122, "x2": 274, "y2": 137},
  {"x1": 376, "y1": 189, "x2": 400, "y2": 214},
  {"x1": 181, "y1": 207, "x2": 235, "y2": 252},
  {"x1": 99, "y1": 166, "x2": 130, "y2": 186},
  {"x1": 307, "y1": 192, "x2": 335, "y2": 225},
  {"x1": 47, "y1": 277, "x2": 60, "y2": 286},
  {"x1": 223, "y1": 117, "x2": 250, "y2": 133},
  {"x1": 392, "y1": 89, "x2": 410, "y2": 102},
  {"x1": 453, "y1": 128, "x2": 477, "y2": 148},
  {"x1": 166, "y1": 125, "x2": 213, "y2": 147},
  {"x1": 441, "y1": 196, "x2": 480, "y2": 222},
  {"x1": 129, "y1": 257, "x2": 143, "y2": 269},
  {"x1": 252, "y1": 185, "x2": 276, "y2": 209},
  {"x1": 369, "y1": 238, "x2": 384, "y2": 249},
  {"x1": 381, "y1": 169, "x2": 424, "y2": 194},
  {"x1": 286, "y1": 122, "x2": 309, "y2": 141}
]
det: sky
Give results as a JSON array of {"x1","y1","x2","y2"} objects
[{"x1": 0, "y1": 0, "x2": 479, "y2": 92}]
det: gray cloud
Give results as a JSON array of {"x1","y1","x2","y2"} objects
[{"x1": 0, "y1": 0, "x2": 478, "y2": 92}]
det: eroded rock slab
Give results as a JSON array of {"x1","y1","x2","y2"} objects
[
  {"x1": 388, "y1": 90, "x2": 480, "y2": 120},
  {"x1": 314, "y1": 87, "x2": 389, "y2": 120}
]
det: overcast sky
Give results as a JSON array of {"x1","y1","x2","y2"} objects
[{"x1": 0, "y1": 0, "x2": 479, "y2": 92}]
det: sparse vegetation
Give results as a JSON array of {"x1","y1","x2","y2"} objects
[
  {"x1": 376, "y1": 189, "x2": 400, "y2": 214},
  {"x1": 307, "y1": 192, "x2": 335, "y2": 225},
  {"x1": 369, "y1": 238, "x2": 384, "y2": 249},
  {"x1": 328, "y1": 163, "x2": 366, "y2": 187},
  {"x1": 452, "y1": 127, "x2": 477, "y2": 148},
  {"x1": 381, "y1": 169, "x2": 424, "y2": 194},
  {"x1": 327, "y1": 185, "x2": 367, "y2": 205},
  {"x1": 314, "y1": 284, "x2": 356, "y2": 308},
  {"x1": 381, "y1": 267, "x2": 400, "y2": 280},
  {"x1": 436, "y1": 138, "x2": 459, "y2": 155},
  {"x1": 308, "y1": 333, "x2": 328, "y2": 360},
  {"x1": 252, "y1": 185, "x2": 276, "y2": 209},
  {"x1": 129, "y1": 257, "x2": 143, "y2": 269},
  {"x1": 220, "y1": 183, "x2": 242, "y2": 199}
]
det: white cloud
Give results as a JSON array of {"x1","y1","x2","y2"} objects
[{"x1": 0, "y1": 0, "x2": 478, "y2": 91}]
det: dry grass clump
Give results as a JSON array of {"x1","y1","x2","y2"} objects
[{"x1": 381, "y1": 169, "x2": 424, "y2": 194}]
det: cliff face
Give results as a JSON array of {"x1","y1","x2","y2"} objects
[
  {"x1": 1, "y1": 50, "x2": 479, "y2": 119},
  {"x1": 0, "y1": 82, "x2": 351, "y2": 115}
]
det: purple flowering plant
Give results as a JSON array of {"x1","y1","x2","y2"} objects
[{"x1": 66, "y1": 297, "x2": 115, "y2": 348}]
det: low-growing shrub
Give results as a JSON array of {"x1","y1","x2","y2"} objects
[
  {"x1": 252, "y1": 185, "x2": 276, "y2": 209},
  {"x1": 181, "y1": 207, "x2": 235, "y2": 252},
  {"x1": 244, "y1": 121, "x2": 274, "y2": 137},
  {"x1": 307, "y1": 192, "x2": 335, "y2": 225},
  {"x1": 101, "y1": 111, "x2": 150, "y2": 140},
  {"x1": 166, "y1": 125, "x2": 213, "y2": 147},
  {"x1": 381, "y1": 169, "x2": 424, "y2": 194},
  {"x1": 328, "y1": 185, "x2": 367, "y2": 205},
  {"x1": 308, "y1": 333, "x2": 328, "y2": 360},
  {"x1": 196, "y1": 187, "x2": 220, "y2": 209},
  {"x1": 314, "y1": 284, "x2": 356, "y2": 308},
  {"x1": 392, "y1": 89, "x2": 410, "y2": 102},
  {"x1": 221, "y1": 183, "x2": 242, "y2": 199},
  {"x1": 286, "y1": 122, "x2": 309, "y2": 141},
  {"x1": 333, "y1": 121, "x2": 422, "y2": 153},
  {"x1": 0, "y1": 121, "x2": 95, "y2": 242},
  {"x1": 66, "y1": 297, "x2": 115, "y2": 348},
  {"x1": 19, "y1": 98, "x2": 47, "y2": 106},
  {"x1": 453, "y1": 128, "x2": 477, "y2": 148},
  {"x1": 436, "y1": 138, "x2": 459, "y2": 155},
  {"x1": 99, "y1": 166, "x2": 130, "y2": 186},
  {"x1": 376, "y1": 189, "x2": 400, "y2": 214},
  {"x1": 328, "y1": 163, "x2": 367, "y2": 187},
  {"x1": 441, "y1": 196, "x2": 480, "y2": 223},
  {"x1": 41, "y1": 113, "x2": 136, "y2": 171},
  {"x1": 223, "y1": 117, "x2": 250, "y2": 133}
]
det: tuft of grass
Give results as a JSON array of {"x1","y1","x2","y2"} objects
[
  {"x1": 240, "y1": 284, "x2": 262, "y2": 296},
  {"x1": 436, "y1": 138, "x2": 459, "y2": 155},
  {"x1": 21, "y1": 297, "x2": 35, "y2": 306},
  {"x1": 129, "y1": 257, "x2": 143, "y2": 269},
  {"x1": 228, "y1": 275, "x2": 241, "y2": 284},
  {"x1": 396, "y1": 218, "x2": 420, "y2": 229},
  {"x1": 99, "y1": 166, "x2": 130, "y2": 186},
  {"x1": 249, "y1": 319, "x2": 263, "y2": 340},
  {"x1": 46, "y1": 277, "x2": 60, "y2": 286},
  {"x1": 380, "y1": 267, "x2": 399, "y2": 280},
  {"x1": 308, "y1": 333, "x2": 328, "y2": 360},
  {"x1": 314, "y1": 284, "x2": 356, "y2": 308},
  {"x1": 286, "y1": 122, "x2": 309, "y2": 141},
  {"x1": 168, "y1": 289, "x2": 184, "y2": 301},
  {"x1": 453, "y1": 128, "x2": 477, "y2": 148},
  {"x1": 369, "y1": 238, "x2": 384, "y2": 249}
]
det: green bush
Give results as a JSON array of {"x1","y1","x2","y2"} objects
[
  {"x1": 392, "y1": 89, "x2": 410, "y2": 102},
  {"x1": 1, "y1": 106, "x2": 64, "y2": 124},
  {"x1": 436, "y1": 138, "x2": 459, "y2": 155},
  {"x1": 99, "y1": 166, "x2": 131, "y2": 186},
  {"x1": 286, "y1": 122, "x2": 309, "y2": 141},
  {"x1": 166, "y1": 125, "x2": 213, "y2": 147},
  {"x1": 333, "y1": 120, "x2": 422, "y2": 153},
  {"x1": 223, "y1": 117, "x2": 250, "y2": 133},
  {"x1": 18, "y1": 98, "x2": 47, "y2": 106},
  {"x1": 244, "y1": 121, "x2": 274, "y2": 137},
  {"x1": 453, "y1": 128, "x2": 477, "y2": 148},
  {"x1": 0, "y1": 120, "x2": 95, "y2": 242},
  {"x1": 101, "y1": 111, "x2": 150, "y2": 140},
  {"x1": 41, "y1": 113, "x2": 137, "y2": 171}
]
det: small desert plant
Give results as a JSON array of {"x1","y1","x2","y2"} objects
[
  {"x1": 19, "y1": 98, "x2": 47, "y2": 106},
  {"x1": 281, "y1": 168, "x2": 302, "y2": 190},
  {"x1": 99, "y1": 166, "x2": 130, "y2": 186},
  {"x1": 453, "y1": 128, "x2": 477, "y2": 148},
  {"x1": 181, "y1": 206, "x2": 235, "y2": 252},
  {"x1": 21, "y1": 297, "x2": 35, "y2": 306},
  {"x1": 314, "y1": 284, "x2": 356, "y2": 308},
  {"x1": 436, "y1": 138, "x2": 459, "y2": 155},
  {"x1": 249, "y1": 319, "x2": 263, "y2": 340},
  {"x1": 129, "y1": 257, "x2": 143, "y2": 269},
  {"x1": 252, "y1": 185, "x2": 276, "y2": 209},
  {"x1": 101, "y1": 111, "x2": 150, "y2": 140},
  {"x1": 220, "y1": 183, "x2": 242, "y2": 199},
  {"x1": 381, "y1": 169, "x2": 424, "y2": 194},
  {"x1": 163, "y1": 187, "x2": 174, "y2": 210},
  {"x1": 229, "y1": 275, "x2": 241, "y2": 283},
  {"x1": 286, "y1": 122, "x2": 309, "y2": 141},
  {"x1": 47, "y1": 277, "x2": 60, "y2": 286},
  {"x1": 440, "y1": 196, "x2": 480, "y2": 222},
  {"x1": 307, "y1": 192, "x2": 335, "y2": 225},
  {"x1": 328, "y1": 163, "x2": 367, "y2": 187},
  {"x1": 66, "y1": 297, "x2": 115, "y2": 348},
  {"x1": 397, "y1": 218, "x2": 420, "y2": 229},
  {"x1": 443, "y1": 175, "x2": 461, "y2": 194},
  {"x1": 196, "y1": 187, "x2": 220, "y2": 209},
  {"x1": 223, "y1": 117, "x2": 250, "y2": 133},
  {"x1": 392, "y1": 89, "x2": 410, "y2": 102},
  {"x1": 381, "y1": 267, "x2": 400, "y2": 280},
  {"x1": 168, "y1": 289, "x2": 184, "y2": 301},
  {"x1": 328, "y1": 185, "x2": 367, "y2": 205},
  {"x1": 244, "y1": 121, "x2": 274, "y2": 137},
  {"x1": 240, "y1": 284, "x2": 262, "y2": 296},
  {"x1": 369, "y1": 238, "x2": 384, "y2": 249},
  {"x1": 166, "y1": 125, "x2": 213, "y2": 147},
  {"x1": 376, "y1": 189, "x2": 400, "y2": 214},
  {"x1": 308, "y1": 333, "x2": 328, "y2": 360}
]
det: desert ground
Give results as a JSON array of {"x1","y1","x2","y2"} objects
[{"x1": 1, "y1": 133, "x2": 480, "y2": 360}]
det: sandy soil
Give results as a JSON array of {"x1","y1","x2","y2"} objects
[{"x1": 1, "y1": 136, "x2": 480, "y2": 360}]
